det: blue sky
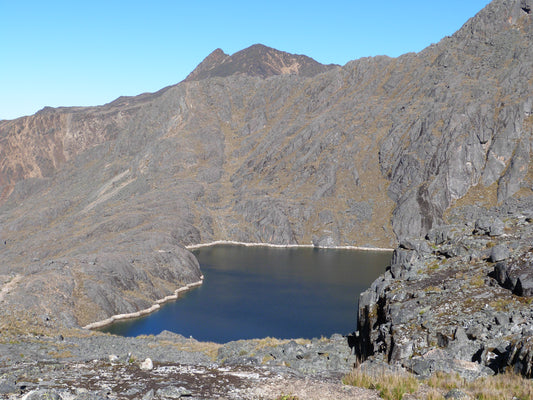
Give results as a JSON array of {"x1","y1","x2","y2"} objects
[{"x1": 1, "y1": 0, "x2": 491, "y2": 121}]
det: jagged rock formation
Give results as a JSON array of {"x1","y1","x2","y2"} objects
[
  {"x1": 184, "y1": 44, "x2": 338, "y2": 81},
  {"x1": 355, "y1": 197, "x2": 533, "y2": 378},
  {"x1": 0, "y1": 0, "x2": 531, "y2": 335},
  {"x1": 380, "y1": 0, "x2": 533, "y2": 240}
]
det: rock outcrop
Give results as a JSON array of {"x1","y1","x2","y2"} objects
[{"x1": 355, "y1": 196, "x2": 533, "y2": 378}]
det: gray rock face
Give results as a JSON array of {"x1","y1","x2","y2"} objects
[
  {"x1": 216, "y1": 334, "x2": 357, "y2": 377},
  {"x1": 379, "y1": 0, "x2": 533, "y2": 240},
  {"x1": 355, "y1": 198, "x2": 533, "y2": 378}
]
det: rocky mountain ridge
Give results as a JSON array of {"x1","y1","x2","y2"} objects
[
  {"x1": 0, "y1": 1, "x2": 531, "y2": 385},
  {"x1": 185, "y1": 44, "x2": 339, "y2": 81}
]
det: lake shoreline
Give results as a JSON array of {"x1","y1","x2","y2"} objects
[
  {"x1": 87, "y1": 242, "x2": 392, "y2": 335},
  {"x1": 186, "y1": 240, "x2": 394, "y2": 252},
  {"x1": 83, "y1": 277, "x2": 204, "y2": 330}
]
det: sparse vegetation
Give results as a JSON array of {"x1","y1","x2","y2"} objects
[
  {"x1": 427, "y1": 260, "x2": 440, "y2": 270},
  {"x1": 275, "y1": 395, "x2": 299, "y2": 400},
  {"x1": 424, "y1": 285, "x2": 442, "y2": 293},
  {"x1": 426, "y1": 389, "x2": 445, "y2": 400},
  {"x1": 144, "y1": 336, "x2": 222, "y2": 360},
  {"x1": 489, "y1": 297, "x2": 513, "y2": 311},
  {"x1": 343, "y1": 368, "x2": 419, "y2": 400},
  {"x1": 343, "y1": 368, "x2": 533, "y2": 400},
  {"x1": 469, "y1": 275, "x2": 485, "y2": 288},
  {"x1": 262, "y1": 354, "x2": 274, "y2": 364},
  {"x1": 48, "y1": 350, "x2": 74, "y2": 358},
  {"x1": 427, "y1": 370, "x2": 533, "y2": 400}
]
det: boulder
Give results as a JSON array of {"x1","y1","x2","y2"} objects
[
  {"x1": 515, "y1": 275, "x2": 533, "y2": 297},
  {"x1": 24, "y1": 390, "x2": 62, "y2": 400},
  {"x1": 0, "y1": 377, "x2": 17, "y2": 395},
  {"x1": 502, "y1": 338, "x2": 533, "y2": 378},
  {"x1": 489, "y1": 245, "x2": 509, "y2": 262},
  {"x1": 140, "y1": 357, "x2": 153, "y2": 370},
  {"x1": 444, "y1": 389, "x2": 473, "y2": 399},
  {"x1": 156, "y1": 386, "x2": 192, "y2": 398},
  {"x1": 408, "y1": 349, "x2": 494, "y2": 380},
  {"x1": 492, "y1": 253, "x2": 533, "y2": 296},
  {"x1": 312, "y1": 235, "x2": 336, "y2": 248},
  {"x1": 474, "y1": 217, "x2": 505, "y2": 237}
]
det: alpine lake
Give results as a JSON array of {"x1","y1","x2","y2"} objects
[{"x1": 100, "y1": 245, "x2": 392, "y2": 343}]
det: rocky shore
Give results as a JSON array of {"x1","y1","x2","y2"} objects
[
  {"x1": 185, "y1": 240, "x2": 393, "y2": 251},
  {"x1": 82, "y1": 279, "x2": 204, "y2": 330},
  {"x1": 355, "y1": 196, "x2": 533, "y2": 379}
]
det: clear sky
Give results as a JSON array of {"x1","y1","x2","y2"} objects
[{"x1": 1, "y1": 0, "x2": 491, "y2": 121}]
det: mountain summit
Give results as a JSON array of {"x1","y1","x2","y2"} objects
[{"x1": 185, "y1": 44, "x2": 338, "y2": 81}]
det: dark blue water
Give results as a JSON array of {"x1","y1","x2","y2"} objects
[{"x1": 100, "y1": 245, "x2": 391, "y2": 342}]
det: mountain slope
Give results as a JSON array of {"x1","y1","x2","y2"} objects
[
  {"x1": 0, "y1": 0, "x2": 531, "y2": 330},
  {"x1": 378, "y1": 0, "x2": 533, "y2": 239}
]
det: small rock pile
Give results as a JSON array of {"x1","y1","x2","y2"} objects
[{"x1": 216, "y1": 333, "x2": 357, "y2": 377}]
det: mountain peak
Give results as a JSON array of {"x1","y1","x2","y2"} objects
[
  {"x1": 184, "y1": 48, "x2": 230, "y2": 82},
  {"x1": 452, "y1": 0, "x2": 532, "y2": 42},
  {"x1": 184, "y1": 44, "x2": 338, "y2": 82}
]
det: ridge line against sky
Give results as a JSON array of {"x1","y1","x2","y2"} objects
[{"x1": 0, "y1": 0, "x2": 491, "y2": 121}]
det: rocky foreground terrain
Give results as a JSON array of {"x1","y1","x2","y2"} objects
[
  {"x1": 356, "y1": 196, "x2": 533, "y2": 379},
  {"x1": 0, "y1": 0, "x2": 533, "y2": 398},
  {"x1": 0, "y1": 331, "x2": 376, "y2": 400}
]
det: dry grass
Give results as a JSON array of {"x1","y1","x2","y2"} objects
[
  {"x1": 425, "y1": 388, "x2": 445, "y2": 400},
  {"x1": 143, "y1": 337, "x2": 222, "y2": 361},
  {"x1": 343, "y1": 368, "x2": 533, "y2": 400},
  {"x1": 427, "y1": 370, "x2": 533, "y2": 400},
  {"x1": 251, "y1": 336, "x2": 312, "y2": 348},
  {"x1": 445, "y1": 181, "x2": 499, "y2": 216},
  {"x1": 425, "y1": 371, "x2": 461, "y2": 392},
  {"x1": 47, "y1": 349, "x2": 74, "y2": 359},
  {"x1": 343, "y1": 368, "x2": 419, "y2": 400}
]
